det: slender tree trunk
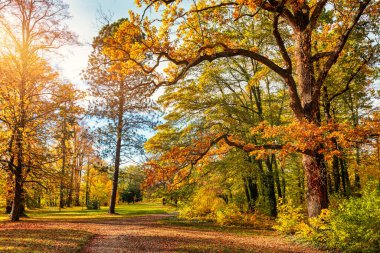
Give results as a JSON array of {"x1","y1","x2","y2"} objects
[
  {"x1": 332, "y1": 156, "x2": 340, "y2": 193},
  {"x1": 85, "y1": 158, "x2": 91, "y2": 207},
  {"x1": 75, "y1": 168, "x2": 81, "y2": 206},
  {"x1": 75, "y1": 153, "x2": 83, "y2": 206},
  {"x1": 59, "y1": 119, "x2": 67, "y2": 210},
  {"x1": 340, "y1": 158, "x2": 350, "y2": 196},
  {"x1": 354, "y1": 145, "x2": 361, "y2": 189},
  {"x1": 273, "y1": 155, "x2": 282, "y2": 199},
  {"x1": 243, "y1": 176, "x2": 258, "y2": 212},
  {"x1": 264, "y1": 157, "x2": 277, "y2": 217},
  {"x1": 68, "y1": 166, "x2": 74, "y2": 207},
  {"x1": 109, "y1": 84, "x2": 125, "y2": 214},
  {"x1": 10, "y1": 129, "x2": 24, "y2": 221},
  {"x1": 109, "y1": 132, "x2": 122, "y2": 214}
]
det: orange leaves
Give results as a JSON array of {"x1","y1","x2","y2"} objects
[
  {"x1": 143, "y1": 132, "x2": 231, "y2": 188},
  {"x1": 245, "y1": 119, "x2": 380, "y2": 160}
]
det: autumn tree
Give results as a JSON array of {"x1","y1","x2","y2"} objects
[
  {"x1": 84, "y1": 20, "x2": 157, "y2": 214},
  {"x1": 144, "y1": 56, "x2": 291, "y2": 216},
  {"x1": 100, "y1": 0, "x2": 379, "y2": 217},
  {"x1": 0, "y1": 0, "x2": 76, "y2": 221},
  {"x1": 50, "y1": 83, "x2": 83, "y2": 209}
]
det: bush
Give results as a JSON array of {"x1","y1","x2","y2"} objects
[
  {"x1": 275, "y1": 182, "x2": 380, "y2": 252},
  {"x1": 273, "y1": 199, "x2": 306, "y2": 234},
  {"x1": 86, "y1": 199, "x2": 100, "y2": 210},
  {"x1": 215, "y1": 204, "x2": 243, "y2": 226},
  {"x1": 326, "y1": 182, "x2": 380, "y2": 252}
]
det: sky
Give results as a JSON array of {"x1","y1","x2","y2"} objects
[
  {"x1": 56, "y1": 0, "x2": 143, "y2": 89},
  {"x1": 54, "y1": 1, "x2": 155, "y2": 164}
]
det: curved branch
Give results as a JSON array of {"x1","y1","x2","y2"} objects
[
  {"x1": 158, "y1": 46, "x2": 289, "y2": 88},
  {"x1": 273, "y1": 13, "x2": 292, "y2": 71}
]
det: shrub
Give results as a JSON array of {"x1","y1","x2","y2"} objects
[
  {"x1": 326, "y1": 182, "x2": 380, "y2": 252},
  {"x1": 273, "y1": 199, "x2": 306, "y2": 234},
  {"x1": 275, "y1": 182, "x2": 380, "y2": 252},
  {"x1": 86, "y1": 199, "x2": 100, "y2": 210},
  {"x1": 296, "y1": 209, "x2": 331, "y2": 246},
  {"x1": 215, "y1": 204, "x2": 243, "y2": 226}
]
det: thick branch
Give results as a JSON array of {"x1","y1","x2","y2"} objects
[
  {"x1": 273, "y1": 13, "x2": 292, "y2": 71},
  {"x1": 222, "y1": 134, "x2": 284, "y2": 152},
  {"x1": 159, "y1": 45, "x2": 289, "y2": 88}
]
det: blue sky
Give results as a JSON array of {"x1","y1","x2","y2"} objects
[{"x1": 57, "y1": 0, "x2": 143, "y2": 88}]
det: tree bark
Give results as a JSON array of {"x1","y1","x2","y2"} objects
[
  {"x1": 302, "y1": 152, "x2": 328, "y2": 217},
  {"x1": 243, "y1": 176, "x2": 258, "y2": 212},
  {"x1": 109, "y1": 131, "x2": 122, "y2": 214},
  {"x1": 59, "y1": 120, "x2": 67, "y2": 210},
  {"x1": 109, "y1": 82, "x2": 125, "y2": 214},
  {"x1": 293, "y1": 27, "x2": 329, "y2": 217},
  {"x1": 5, "y1": 172, "x2": 13, "y2": 214},
  {"x1": 264, "y1": 157, "x2": 277, "y2": 217},
  {"x1": 10, "y1": 128, "x2": 24, "y2": 221},
  {"x1": 10, "y1": 170, "x2": 23, "y2": 221}
]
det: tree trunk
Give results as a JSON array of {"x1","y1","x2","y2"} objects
[
  {"x1": 340, "y1": 158, "x2": 350, "y2": 196},
  {"x1": 264, "y1": 157, "x2": 277, "y2": 217},
  {"x1": 109, "y1": 86, "x2": 124, "y2": 214},
  {"x1": 85, "y1": 160, "x2": 91, "y2": 207},
  {"x1": 10, "y1": 126, "x2": 24, "y2": 221},
  {"x1": 302, "y1": 152, "x2": 328, "y2": 217},
  {"x1": 273, "y1": 155, "x2": 283, "y2": 199},
  {"x1": 294, "y1": 28, "x2": 329, "y2": 217},
  {"x1": 354, "y1": 145, "x2": 361, "y2": 189},
  {"x1": 59, "y1": 119, "x2": 67, "y2": 210},
  {"x1": 5, "y1": 172, "x2": 13, "y2": 214},
  {"x1": 68, "y1": 167, "x2": 74, "y2": 207},
  {"x1": 332, "y1": 155, "x2": 340, "y2": 193},
  {"x1": 109, "y1": 131, "x2": 122, "y2": 213},
  {"x1": 10, "y1": 171, "x2": 23, "y2": 221},
  {"x1": 243, "y1": 176, "x2": 258, "y2": 212}
]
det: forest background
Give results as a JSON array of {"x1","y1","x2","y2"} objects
[{"x1": 0, "y1": 1, "x2": 379, "y2": 252}]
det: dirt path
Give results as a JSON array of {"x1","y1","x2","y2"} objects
[
  {"x1": 1, "y1": 214, "x2": 324, "y2": 253},
  {"x1": 82, "y1": 214, "x2": 322, "y2": 253}
]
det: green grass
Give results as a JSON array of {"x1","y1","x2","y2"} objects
[
  {"x1": 0, "y1": 202, "x2": 169, "y2": 221},
  {"x1": 24, "y1": 202, "x2": 170, "y2": 220},
  {"x1": 0, "y1": 202, "x2": 170, "y2": 253}
]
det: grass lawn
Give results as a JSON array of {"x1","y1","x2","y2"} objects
[
  {"x1": 0, "y1": 202, "x2": 170, "y2": 253},
  {"x1": 26, "y1": 202, "x2": 170, "y2": 219},
  {"x1": 0, "y1": 202, "x2": 169, "y2": 221}
]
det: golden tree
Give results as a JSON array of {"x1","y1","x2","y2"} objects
[{"x1": 0, "y1": 0, "x2": 76, "y2": 221}]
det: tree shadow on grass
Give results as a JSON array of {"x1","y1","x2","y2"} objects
[{"x1": 0, "y1": 228, "x2": 93, "y2": 253}]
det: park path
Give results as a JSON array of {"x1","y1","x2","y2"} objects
[{"x1": 81, "y1": 214, "x2": 323, "y2": 253}]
